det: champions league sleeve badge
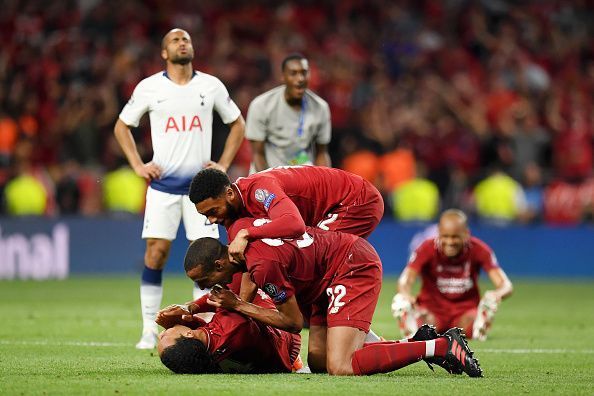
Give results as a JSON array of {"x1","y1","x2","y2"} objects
[
  {"x1": 263, "y1": 283, "x2": 287, "y2": 304},
  {"x1": 254, "y1": 189, "x2": 276, "y2": 210}
]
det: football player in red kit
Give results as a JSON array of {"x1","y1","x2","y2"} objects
[
  {"x1": 185, "y1": 217, "x2": 482, "y2": 377},
  {"x1": 156, "y1": 273, "x2": 302, "y2": 374},
  {"x1": 188, "y1": 166, "x2": 384, "y2": 263},
  {"x1": 392, "y1": 209, "x2": 513, "y2": 341}
]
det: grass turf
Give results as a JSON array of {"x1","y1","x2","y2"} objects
[{"x1": 1, "y1": 276, "x2": 593, "y2": 395}]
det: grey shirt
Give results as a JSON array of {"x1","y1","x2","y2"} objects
[{"x1": 245, "y1": 85, "x2": 331, "y2": 173}]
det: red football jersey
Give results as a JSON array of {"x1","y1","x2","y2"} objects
[
  {"x1": 408, "y1": 236, "x2": 500, "y2": 314},
  {"x1": 228, "y1": 218, "x2": 359, "y2": 310},
  {"x1": 234, "y1": 166, "x2": 370, "y2": 240},
  {"x1": 203, "y1": 310, "x2": 300, "y2": 373},
  {"x1": 191, "y1": 272, "x2": 300, "y2": 373}
]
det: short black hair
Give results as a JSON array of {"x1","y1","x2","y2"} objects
[
  {"x1": 160, "y1": 336, "x2": 219, "y2": 374},
  {"x1": 189, "y1": 168, "x2": 231, "y2": 204},
  {"x1": 184, "y1": 237, "x2": 227, "y2": 273},
  {"x1": 281, "y1": 53, "x2": 307, "y2": 71}
]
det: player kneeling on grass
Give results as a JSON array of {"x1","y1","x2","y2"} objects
[
  {"x1": 186, "y1": 217, "x2": 482, "y2": 377},
  {"x1": 392, "y1": 209, "x2": 513, "y2": 341},
  {"x1": 156, "y1": 273, "x2": 303, "y2": 374}
]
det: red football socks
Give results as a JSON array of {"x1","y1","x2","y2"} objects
[{"x1": 352, "y1": 338, "x2": 448, "y2": 375}]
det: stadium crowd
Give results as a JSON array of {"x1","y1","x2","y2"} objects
[{"x1": 0, "y1": 0, "x2": 593, "y2": 224}]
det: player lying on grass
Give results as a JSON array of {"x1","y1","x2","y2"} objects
[
  {"x1": 156, "y1": 273, "x2": 303, "y2": 374},
  {"x1": 189, "y1": 166, "x2": 384, "y2": 264},
  {"x1": 392, "y1": 209, "x2": 513, "y2": 341},
  {"x1": 185, "y1": 217, "x2": 483, "y2": 377}
]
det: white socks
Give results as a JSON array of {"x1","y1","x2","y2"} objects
[
  {"x1": 364, "y1": 329, "x2": 382, "y2": 343},
  {"x1": 425, "y1": 339, "x2": 436, "y2": 358},
  {"x1": 140, "y1": 284, "x2": 162, "y2": 333}
]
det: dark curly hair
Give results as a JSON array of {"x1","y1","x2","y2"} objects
[
  {"x1": 184, "y1": 237, "x2": 226, "y2": 273},
  {"x1": 188, "y1": 168, "x2": 231, "y2": 204},
  {"x1": 160, "y1": 336, "x2": 220, "y2": 374}
]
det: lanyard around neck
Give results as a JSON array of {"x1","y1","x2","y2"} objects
[{"x1": 296, "y1": 95, "x2": 307, "y2": 137}]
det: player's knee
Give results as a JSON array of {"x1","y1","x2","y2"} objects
[
  {"x1": 145, "y1": 242, "x2": 170, "y2": 269},
  {"x1": 326, "y1": 359, "x2": 354, "y2": 376},
  {"x1": 307, "y1": 350, "x2": 326, "y2": 373}
]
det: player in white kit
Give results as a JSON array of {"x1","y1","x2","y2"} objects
[
  {"x1": 245, "y1": 54, "x2": 331, "y2": 173},
  {"x1": 114, "y1": 28, "x2": 245, "y2": 349}
]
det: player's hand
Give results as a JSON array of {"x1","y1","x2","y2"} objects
[
  {"x1": 483, "y1": 290, "x2": 501, "y2": 305},
  {"x1": 134, "y1": 161, "x2": 161, "y2": 181},
  {"x1": 398, "y1": 292, "x2": 416, "y2": 304},
  {"x1": 156, "y1": 304, "x2": 191, "y2": 328},
  {"x1": 207, "y1": 285, "x2": 241, "y2": 310},
  {"x1": 228, "y1": 230, "x2": 249, "y2": 263},
  {"x1": 203, "y1": 161, "x2": 227, "y2": 173}
]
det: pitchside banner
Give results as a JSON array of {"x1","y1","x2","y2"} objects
[
  {"x1": 0, "y1": 222, "x2": 68, "y2": 279},
  {"x1": 0, "y1": 217, "x2": 145, "y2": 280},
  {"x1": 0, "y1": 217, "x2": 592, "y2": 279}
]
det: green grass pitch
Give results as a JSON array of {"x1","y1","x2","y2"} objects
[{"x1": 1, "y1": 276, "x2": 593, "y2": 395}]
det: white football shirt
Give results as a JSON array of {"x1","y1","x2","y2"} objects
[{"x1": 119, "y1": 71, "x2": 241, "y2": 194}]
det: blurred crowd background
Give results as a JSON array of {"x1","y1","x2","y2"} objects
[{"x1": 0, "y1": 0, "x2": 592, "y2": 225}]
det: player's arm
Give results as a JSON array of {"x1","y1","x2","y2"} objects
[
  {"x1": 313, "y1": 143, "x2": 331, "y2": 167},
  {"x1": 473, "y1": 265, "x2": 512, "y2": 340},
  {"x1": 229, "y1": 193, "x2": 306, "y2": 262},
  {"x1": 485, "y1": 267, "x2": 513, "y2": 302},
  {"x1": 250, "y1": 140, "x2": 269, "y2": 172},
  {"x1": 156, "y1": 296, "x2": 212, "y2": 329},
  {"x1": 245, "y1": 195, "x2": 306, "y2": 240},
  {"x1": 397, "y1": 267, "x2": 419, "y2": 303},
  {"x1": 206, "y1": 115, "x2": 246, "y2": 172},
  {"x1": 238, "y1": 272, "x2": 258, "y2": 302},
  {"x1": 113, "y1": 118, "x2": 161, "y2": 181},
  {"x1": 208, "y1": 287, "x2": 303, "y2": 333},
  {"x1": 392, "y1": 240, "x2": 432, "y2": 323},
  {"x1": 232, "y1": 198, "x2": 305, "y2": 251}
]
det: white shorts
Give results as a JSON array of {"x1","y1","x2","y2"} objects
[{"x1": 142, "y1": 187, "x2": 219, "y2": 241}]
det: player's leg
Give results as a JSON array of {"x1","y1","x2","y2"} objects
[
  {"x1": 181, "y1": 194, "x2": 219, "y2": 300},
  {"x1": 323, "y1": 237, "x2": 381, "y2": 374},
  {"x1": 307, "y1": 325, "x2": 328, "y2": 373},
  {"x1": 455, "y1": 308, "x2": 479, "y2": 340},
  {"x1": 350, "y1": 328, "x2": 450, "y2": 375},
  {"x1": 138, "y1": 237, "x2": 171, "y2": 349},
  {"x1": 351, "y1": 328, "x2": 482, "y2": 377},
  {"x1": 137, "y1": 187, "x2": 182, "y2": 349},
  {"x1": 326, "y1": 326, "x2": 366, "y2": 375},
  {"x1": 325, "y1": 319, "x2": 452, "y2": 376}
]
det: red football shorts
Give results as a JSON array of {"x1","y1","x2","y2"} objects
[
  {"x1": 319, "y1": 180, "x2": 384, "y2": 239},
  {"x1": 309, "y1": 238, "x2": 382, "y2": 332}
]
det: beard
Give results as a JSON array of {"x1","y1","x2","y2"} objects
[
  {"x1": 170, "y1": 52, "x2": 193, "y2": 65},
  {"x1": 226, "y1": 202, "x2": 239, "y2": 222},
  {"x1": 222, "y1": 201, "x2": 241, "y2": 228}
]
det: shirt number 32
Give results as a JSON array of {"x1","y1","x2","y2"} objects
[{"x1": 326, "y1": 285, "x2": 347, "y2": 314}]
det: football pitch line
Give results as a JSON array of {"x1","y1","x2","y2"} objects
[
  {"x1": 478, "y1": 348, "x2": 594, "y2": 354},
  {"x1": 1, "y1": 340, "x2": 594, "y2": 354}
]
